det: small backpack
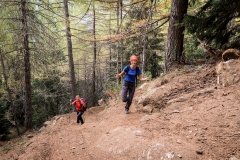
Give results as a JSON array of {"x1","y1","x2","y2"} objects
[{"x1": 80, "y1": 98, "x2": 88, "y2": 111}]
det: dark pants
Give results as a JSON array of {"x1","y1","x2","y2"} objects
[
  {"x1": 122, "y1": 81, "x2": 136, "y2": 110},
  {"x1": 77, "y1": 111, "x2": 84, "y2": 124}
]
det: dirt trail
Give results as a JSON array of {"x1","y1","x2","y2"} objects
[{"x1": 1, "y1": 64, "x2": 240, "y2": 160}]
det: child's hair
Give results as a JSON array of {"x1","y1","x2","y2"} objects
[{"x1": 76, "y1": 95, "x2": 80, "y2": 99}]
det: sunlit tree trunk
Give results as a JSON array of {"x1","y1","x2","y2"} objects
[
  {"x1": 109, "y1": 10, "x2": 112, "y2": 70},
  {"x1": 120, "y1": 0, "x2": 123, "y2": 73},
  {"x1": 108, "y1": 9, "x2": 113, "y2": 84},
  {"x1": 63, "y1": 0, "x2": 77, "y2": 99},
  {"x1": 92, "y1": 1, "x2": 97, "y2": 104},
  {"x1": 116, "y1": 0, "x2": 120, "y2": 85},
  {"x1": 165, "y1": 0, "x2": 188, "y2": 71},
  {"x1": 142, "y1": 33, "x2": 146, "y2": 74}
]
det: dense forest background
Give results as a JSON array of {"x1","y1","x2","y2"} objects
[{"x1": 0, "y1": 0, "x2": 239, "y2": 138}]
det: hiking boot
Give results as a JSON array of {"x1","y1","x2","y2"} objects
[{"x1": 125, "y1": 108, "x2": 129, "y2": 114}]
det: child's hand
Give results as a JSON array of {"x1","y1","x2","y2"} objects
[
  {"x1": 140, "y1": 77, "x2": 149, "y2": 81},
  {"x1": 70, "y1": 99, "x2": 73, "y2": 104},
  {"x1": 115, "y1": 74, "x2": 121, "y2": 79}
]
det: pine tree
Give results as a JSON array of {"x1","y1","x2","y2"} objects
[
  {"x1": 165, "y1": 0, "x2": 188, "y2": 71},
  {"x1": 185, "y1": 0, "x2": 240, "y2": 50}
]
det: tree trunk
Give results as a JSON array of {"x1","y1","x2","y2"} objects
[
  {"x1": 63, "y1": 0, "x2": 77, "y2": 99},
  {"x1": 108, "y1": 9, "x2": 113, "y2": 84},
  {"x1": 116, "y1": 0, "x2": 120, "y2": 85},
  {"x1": 165, "y1": 0, "x2": 188, "y2": 71},
  {"x1": 92, "y1": 2, "x2": 97, "y2": 104},
  {"x1": 0, "y1": 50, "x2": 12, "y2": 106},
  {"x1": 21, "y1": 0, "x2": 32, "y2": 129},
  {"x1": 119, "y1": 0, "x2": 124, "y2": 85},
  {"x1": 120, "y1": 0, "x2": 123, "y2": 74},
  {"x1": 109, "y1": 10, "x2": 112, "y2": 70},
  {"x1": 142, "y1": 32, "x2": 146, "y2": 74}
]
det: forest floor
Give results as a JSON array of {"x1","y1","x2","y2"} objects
[{"x1": 0, "y1": 63, "x2": 240, "y2": 160}]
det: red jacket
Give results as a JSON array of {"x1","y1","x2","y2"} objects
[{"x1": 72, "y1": 99, "x2": 82, "y2": 111}]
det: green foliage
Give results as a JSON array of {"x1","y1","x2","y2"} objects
[
  {"x1": 185, "y1": 0, "x2": 240, "y2": 49},
  {"x1": 32, "y1": 72, "x2": 69, "y2": 127},
  {"x1": 184, "y1": 34, "x2": 205, "y2": 61},
  {"x1": 0, "y1": 98, "x2": 12, "y2": 136},
  {"x1": 0, "y1": 0, "x2": 68, "y2": 129},
  {"x1": 105, "y1": 80, "x2": 122, "y2": 94},
  {"x1": 146, "y1": 52, "x2": 163, "y2": 78},
  {"x1": 32, "y1": 102, "x2": 49, "y2": 128}
]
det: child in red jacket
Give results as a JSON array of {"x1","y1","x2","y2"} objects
[{"x1": 71, "y1": 95, "x2": 84, "y2": 125}]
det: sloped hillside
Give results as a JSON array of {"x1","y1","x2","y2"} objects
[{"x1": 1, "y1": 63, "x2": 240, "y2": 160}]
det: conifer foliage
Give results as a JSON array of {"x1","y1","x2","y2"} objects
[{"x1": 185, "y1": 0, "x2": 240, "y2": 50}]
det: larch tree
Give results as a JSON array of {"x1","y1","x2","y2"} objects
[
  {"x1": 63, "y1": 0, "x2": 77, "y2": 99},
  {"x1": 116, "y1": 0, "x2": 120, "y2": 85},
  {"x1": 21, "y1": 0, "x2": 33, "y2": 129},
  {"x1": 92, "y1": 1, "x2": 97, "y2": 104},
  {"x1": 0, "y1": 0, "x2": 66, "y2": 130}
]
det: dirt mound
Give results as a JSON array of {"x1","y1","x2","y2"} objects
[
  {"x1": 216, "y1": 59, "x2": 240, "y2": 87},
  {"x1": 1, "y1": 64, "x2": 240, "y2": 160},
  {"x1": 136, "y1": 65, "x2": 216, "y2": 113}
]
